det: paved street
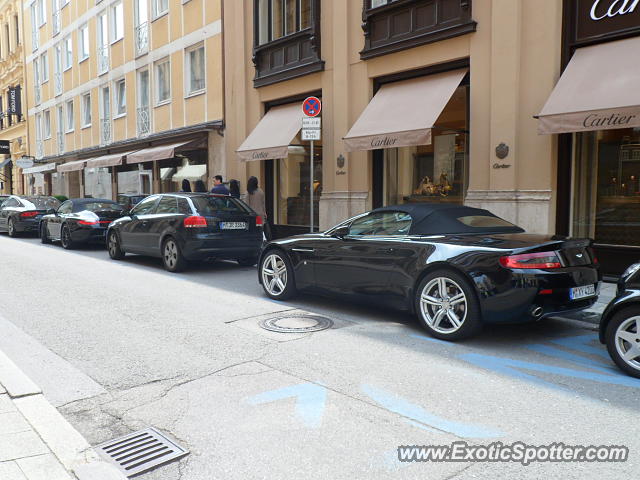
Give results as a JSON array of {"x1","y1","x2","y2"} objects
[{"x1": 0, "y1": 233, "x2": 638, "y2": 480}]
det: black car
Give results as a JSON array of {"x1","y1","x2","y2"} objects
[
  {"x1": 116, "y1": 194, "x2": 148, "y2": 212},
  {"x1": 40, "y1": 198, "x2": 126, "y2": 249},
  {"x1": 599, "y1": 263, "x2": 640, "y2": 378},
  {"x1": 258, "y1": 203, "x2": 601, "y2": 340},
  {"x1": 107, "y1": 193, "x2": 264, "y2": 272},
  {"x1": 0, "y1": 195, "x2": 60, "y2": 237}
]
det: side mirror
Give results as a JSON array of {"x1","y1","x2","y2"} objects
[{"x1": 332, "y1": 225, "x2": 350, "y2": 238}]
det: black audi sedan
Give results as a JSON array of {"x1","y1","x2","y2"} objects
[
  {"x1": 107, "y1": 193, "x2": 264, "y2": 272},
  {"x1": 258, "y1": 204, "x2": 601, "y2": 340},
  {"x1": 40, "y1": 198, "x2": 126, "y2": 249},
  {"x1": 0, "y1": 195, "x2": 60, "y2": 237},
  {"x1": 599, "y1": 263, "x2": 640, "y2": 378}
]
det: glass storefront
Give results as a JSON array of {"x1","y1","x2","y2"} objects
[
  {"x1": 381, "y1": 85, "x2": 468, "y2": 206},
  {"x1": 84, "y1": 167, "x2": 112, "y2": 199},
  {"x1": 572, "y1": 128, "x2": 640, "y2": 247},
  {"x1": 117, "y1": 164, "x2": 152, "y2": 195},
  {"x1": 158, "y1": 149, "x2": 207, "y2": 193},
  {"x1": 273, "y1": 133, "x2": 322, "y2": 229}
]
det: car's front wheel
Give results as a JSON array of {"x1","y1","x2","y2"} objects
[
  {"x1": 260, "y1": 251, "x2": 297, "y2": 300},
  {"x1": 605, "y1": 306, "x2": 640, "y2": 379},
  {"x1": 415, "y1": 269, "x2": 482, "y2": 341},
  {"x1": 162, "y1": 237, "x2": 187, "y2": 273},
  {"x1": 60, "y1": 225, "x2": 75, "y2": 249},
  {"x1": 40, "y1": 223, "x2": 50, "y2": 244},
  {"x1": 107, "y1": 231, "x2": 125, "y2": 260},
  {"x1": 7, "y1": 218, "x2": 17, "y2": 237}
]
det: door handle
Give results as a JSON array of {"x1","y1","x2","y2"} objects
[{"x1": 292, "y1": 248, "x2": 315, "y2": 253}]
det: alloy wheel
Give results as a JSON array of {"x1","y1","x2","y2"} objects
[
  {"x1": 8, "y1": 219, "x2": 15, "y2": 236},
  {"x1": 61, "y1": 227, "x2": 71, "y2": 248},
  {"x1": 108, "y1": 233, "x2": 118, "y2": 257},
  {"x1": 614, "y1": 316, "x2": 640, "y2": 371},
  {"x1": 164, "y1": 240, "x2": 178, "y2": 270},
  {"x1": 261, "y1": 253, "x2": 288, "y2": 296},
  {"x1": 419, "y1": 277, "x2": 468, "y2": 334}
]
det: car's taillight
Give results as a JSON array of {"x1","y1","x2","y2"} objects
[
  {"x1": 78, "y1": 220, "x2": 98, "y2": 225},
  {"x1": 20, "y1": 211, "x2": 38, "y2": 218},
  {"x1": 184, "y1": 216, "x2": 207, "y2": 228},
  {"x1": 499, "y1": 251, "x2": 562, "y2": 269},
  {"x1": 256, "y1": 215, "x2": 263, "y2": 227}
]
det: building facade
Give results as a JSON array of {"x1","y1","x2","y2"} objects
[
  {"x1": 22, "y1": 0, "x2": 224, "y2": 200},
  {"x1": 224, "y1": 0, "x2": 639, "y2": 274},
  {"x1": 0, "y1": 0, "x2": 27, "y2": 195}
]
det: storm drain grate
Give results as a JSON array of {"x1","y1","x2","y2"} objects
[
  {"x1": 259, "y1": 313, "x2": 334, "y2": 333},
  {"x1": 95, "y1": 427, "x2": 189, "y2": 478}
]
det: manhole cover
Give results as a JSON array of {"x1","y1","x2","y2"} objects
[
  {"x1": 95, "y1": 427, "x2": 189, "y2": 478},
  {"x1": 259, "y1": 314, "x2": 334, "y2": 333}
]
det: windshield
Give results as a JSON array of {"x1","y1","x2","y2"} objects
[
  {"x1": 22, "y1": 197, "x2": 60, "y2": 210},
  {"x1": 74, "y1": 202, "x2": 123, "y2": 213},
  {"x1": 192, "y1": 196, "x2": 250, "y2": 216}
]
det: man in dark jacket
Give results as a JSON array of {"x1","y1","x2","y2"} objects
[{"x1": 210, "y1": 175, "x2": 230, "y2": 195}]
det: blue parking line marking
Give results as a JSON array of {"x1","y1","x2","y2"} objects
[
  {"x1": 525, "y1": 344, "x2": 615, "y2": 373},
  {"x1": 361, "y1": 384, "x2": 504, "y2": 438},
  {"x1": 247, "y1": 382, "x2": 327, "y2": 428},
  {"x1": 408, "y1": 333, "x2": 452, "y2": 345},
  {"x1": 549, "y1": 334, "x2": 610, "y2": 359}
]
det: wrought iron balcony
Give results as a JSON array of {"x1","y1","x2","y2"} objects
[
  {"x1": 98, "y1": 45, "x2": 109, "y2": 74},
  {"x1": 36, "y1": 141, "x2": 44, "y2": 159},
  {"x1": 135, "y1": 22, "x2": 149, "y2": 56},
  {"x1": 34, "y1": 85, "x2": 41, "y2": 105},
  {"x1": 100, "y1": 118, "x2": 112, "y2": 145},
  {"x1": 54, "y1": 72, "x2": 63, "y2": 96},
  {"x1": 57, "y1": 131, "x2": 64, "y2": 154},
  {"x1": 32, "y1": 29, "x2": 38, "y2": 51},
  {"x1": 52, "y1": 10, "x2": 61, "y2": 35},
  {"x1": 137, "y1": 106, "x2": 150, "y2": 136}
]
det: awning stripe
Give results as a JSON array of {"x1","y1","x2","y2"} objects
[
  {"x1": 22, "y1": 163, "x2": 57, "y2": 174},
  {"x1": 57, "y1": 160, "x2": 86, "y2": 172},
  {"x1": 126, "y1": 140, "x2": 203, "y2": 164},
  {"x1": 85, "y1": 150, "x2": 140, "y2": 168}
]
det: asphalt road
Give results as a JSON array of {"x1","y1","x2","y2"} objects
[{"x1": 0, "y1": 233, "x2": 638, "y2": 480}]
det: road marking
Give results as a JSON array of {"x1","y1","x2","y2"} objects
[
  {"x1": 361, "y1": 384, "x2": 503, "y2": 438},
  {"x1": 525, "y1": 344, "x2": 615, "y2": 373},
  {"x1": 246, "y1": 382, "x2": 327, "y2": 428},
  {"x1": 549, "y1": 334, "x2": 610, "y2": 359}
]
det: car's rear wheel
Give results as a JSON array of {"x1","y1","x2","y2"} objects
[
  {"x1": 605, "y1": 307, "x2": 640, "y2": 379},
  {"x1": 40, "y1": 223, "x2": 50, "y2": 244},
  {"x1": 60, "y1": 225, "x2": 75, "y2": 249},
  {"x1": 7, "y1": 218, "x2": 17, "y2": 237},
  {"x1": 162, "y1": 237, "x2": 187, "y2": 273},
  {"x1": 236, "y1": 257, "x2": 257, "y2": 267},
  {"x1": 108, "y1": 231, "x2": 125, "y2": 260},
  {"x1": 260, "y1": 251, "x2": 297, "y2": 300},
  {"x1": 415, "y1": 269, "x2": 482, "y2": 341}
]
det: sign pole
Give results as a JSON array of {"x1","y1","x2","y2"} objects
[
  {"x1": 301, "y1": 96, "x2": 321, "y2": 234},
  {"x1": 310, "y1": 139, "x2": 314, "y2": 233}
]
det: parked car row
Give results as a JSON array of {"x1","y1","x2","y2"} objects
[{"x1": 2, "y1": 195, "x2": 638, "y2": 378}]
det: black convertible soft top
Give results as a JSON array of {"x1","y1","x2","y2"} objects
[{"x1": 371, "y1": 203, "x2": 525, "y2": 235}]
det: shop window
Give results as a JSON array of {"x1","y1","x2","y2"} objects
[
  {"x1": 360, "y1": 0, "x2": 476, "y2": 59},
  {"x1": 253, "y1": 0, "x2": 323, "y2": 87},
  {"x1": 572, "y1": 128, "x2": 640, "y2": 247},
  {"x1": 380, "y1": 85, "x2": 468, "y2": 206},
  {"x1": 158, "y1": 148, "x2": 208, "y2": 193},
  {"x1": 84, "y1": 167, "x2": 112, "y2": 199},
  {"x1": 273, "y1": 132, "x2": 322, "y2": 229}
]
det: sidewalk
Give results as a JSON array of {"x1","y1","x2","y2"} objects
[{"x1": 0, "y1": 349, "x2": 125, "y2": 480}]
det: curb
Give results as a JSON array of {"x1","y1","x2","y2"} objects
[{"x1": 0, "y1": 348, "x2": 126, "y2": 480}]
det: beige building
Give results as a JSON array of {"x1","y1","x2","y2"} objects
[
  {"x1": 22, "y1": 0, "x2": 224, "y2": 200},
  {"x1": 0, "y1": 0, "x2": 27, "y2": 195},
  {"x1": 224, "y1": 0, "x2": 640, "y2": 274}
]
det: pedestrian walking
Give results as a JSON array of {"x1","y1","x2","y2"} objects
[
  {"x1": 211, "y1": 175, "x2": 230, "y2": 195},
  {"x1": 180, "y1": 179, "x2": 192, "y2": 192},
  {"x1": 229, "y1": 179, "x2": 241, "y2": 199},
  {"x1": 246, "y1": 176, "x2": 271, "y2": 240},
  {"x1": 194, "y1": 179, "x2": 207, "y2": 192}
]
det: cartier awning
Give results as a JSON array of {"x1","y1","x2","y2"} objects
[
  {"x1": 343, "y1": 69, "x2": 468, "y2": 152},
  {"x1": 237, "y1": 103, "x2": 302, "y2": 162},
  {"x1": 538, "y1": 36, "x2": 640, "y2": 135},
  {"x1": 22, "y1": 163, "x2": 57, "y2": 174},
  {"x1": 86, "y1": 150, "x2": 140, "y2": 168},
  {"x1": 126, "y1": 140, "x2": 203, "y2": 164},
  {"x1": 57, "y1": 160, "x2": 86, "y2": 173}
]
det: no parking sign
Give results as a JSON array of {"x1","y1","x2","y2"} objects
[{"x1": 302, "y1": 97, "x2": 321, "y2": 117}]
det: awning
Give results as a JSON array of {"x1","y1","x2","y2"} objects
[
  {"x1": 538, "y1": 37, "x2": 640, "y2": 135},
  {"x1": 127, "y1": 140, "x2": 202, "y2": 164},
  {"x1": 57, "y1": 160, "x2": 86, "y2": 173},
  {"x1": 0, "y1": 159, "x2": 11, "y2": 168},
  {"x1": 343, "y1": 69, "x2": 468, "y2": 152},
  {"x1": 86, "y1": 150, "x2": 140, "y2": 168},
  {"x1": 22, "y1": 163, "x2": 57, "y2": 174},
  {"x1": 237, "y1": 103, "x2": 302, "y2": 161},
  {"x1": 172, "y1": 164, "x2": 207, "y2": 182}
]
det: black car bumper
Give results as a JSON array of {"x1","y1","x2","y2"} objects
[
  {"x1": 71, "y1": 226, "x2": 109, "y2": 244},
  {"x1": 181, "y1": 236, "x2": 262, "y2": 261},
  {"x1": 15, "y1": 218, "x2": 41, "y2": 233}
]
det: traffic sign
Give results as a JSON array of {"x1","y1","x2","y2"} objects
[
  {"x1": 302, "y1": 97, "x2": 322, "y2": 117},
  {"x1": 302, "y1": 117, "x2": 321, "y2": 129},
  {"x1": 302, "y1": 129, "x2": 321, "y2": 141}
]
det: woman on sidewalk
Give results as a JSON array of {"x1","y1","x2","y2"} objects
[{"x1": 246, "y1": 176, "x2": 271, "y2": 240}]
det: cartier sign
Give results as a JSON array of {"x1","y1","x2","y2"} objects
[
  {"x1": 590, "y1": 0, "x2": 639, "y2": 20},
  {"x1": 570, "y1": 0, "x2": 640, "y2": 46}
]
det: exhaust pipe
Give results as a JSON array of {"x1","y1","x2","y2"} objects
[{"x1": 530, "y1": 306, "x2": 544, "y2": 319}]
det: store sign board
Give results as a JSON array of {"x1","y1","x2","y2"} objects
[
  {"x1": 16, "y1": 157, "x2": 34, "y2": 169},
  {"x1": 572, "y1": 0, "x2": 640, "y2": 45},
  {"x1": 302, "y1": 129, "x2": 321, "y2": 141},
  {"x1": 8, "y1": 86, "x2": 21, "y2": 116},
  {"x1": 0, "y1": 140, "x2": 10, "y2": 154},
  {"x1": 538, "y1": 107, "x2": 640, "y2": 135}
]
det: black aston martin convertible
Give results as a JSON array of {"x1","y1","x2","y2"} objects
[{"x1": 258, "y1": 204, "x2": 601, "y2": 340}]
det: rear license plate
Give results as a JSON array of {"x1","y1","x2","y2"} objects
[
  {"x1": 570, "y1": 284, "x2": 596, "y2": 300},
  {"x1": 220, "y1": 222, "x2": 247, "y2": 230}
]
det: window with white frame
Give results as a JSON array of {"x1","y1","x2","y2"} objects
[
  {"x1": 43, "y1": 109, "x2": 51, "y2": 138},
  {"x1": 97, "y1": 11, "x2": 108, "y2": 74},
  {"x1": 30, "y1": 3, "x2": 38, "y2": 52},
  {"x1": 33, "y1": 57, "x2": 40, "y2": 86},
  {"x1": 63, "y1": 35, "x2": 72, "y2": 70},
  {"x1": 65, "y1": 99, "x2": 74, "y2": 132},
  {"x1": 114, "y1": 78, "x2": 126, "y2": 116},
  {"x1": 37, "y1": 0, "x2": 46, "y2": 27},
  {"x1": 111, "y1": 2, "x2": 124, "y2": 42},
  {"x1": 152, "y1": 0, "x2": 168, "y2": 19},
  {"x1": 154, "y1": 58, "x2": 170, "y2": 104},
  {"x1": 81, "y1": 92, "x2": 91, "y2": 127},
  {"x1": 101, "y1": 86, "x2": 110, "y2": 119},
  {"x1": 54, "y1": 43, "x2": 62, "y2": 95},
  {"x1": 56, "y1": 104, "x2": 64, "y2": 133},
  {"x1": 35, "y1": 112, "x2": 42, "y2": 141},
  {"x1": 185, "y1": 44, "x2": 205, "y2": 95},
  {"x1": 40, "y1": 51, "x2": 48, "y2": 82},
  {"x1": 78, "y1": 24, "x2": 89, "y2": 61},
  {"x1": 52, "y1": 0, "x2": 60, "y2": 35}
]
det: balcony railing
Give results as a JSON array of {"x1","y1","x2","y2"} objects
[
  {"x1": 54, "y1": 71, "x2": 63, "y2": 96},
  {"x1": 34, "y1": 84, "x2": 41, "y2": 105},
  {"x1": 100, "y1": 118, "x2": 111, "y2": 144},
  {"x1": 36, "y1": 140, "x2": 44, "y2": 159},
  {"x1": 98, "y1": 45, "x2": 109, "y2": 74},
  {"x1": 137, "y1": 106, "x2": 150, "y2": 136},
  {"x1": 32, "y1": 29, "x2": 38, "y2": 51},
  {"x1": 57, "y1": 131, "x2": 64, "y2": 154},
  {"x1": 52, "y1": 10, "x2": 61, "y2": 35},
  {"x1": 135, "y1": 22, "x2": 149, "y2": 56}
]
